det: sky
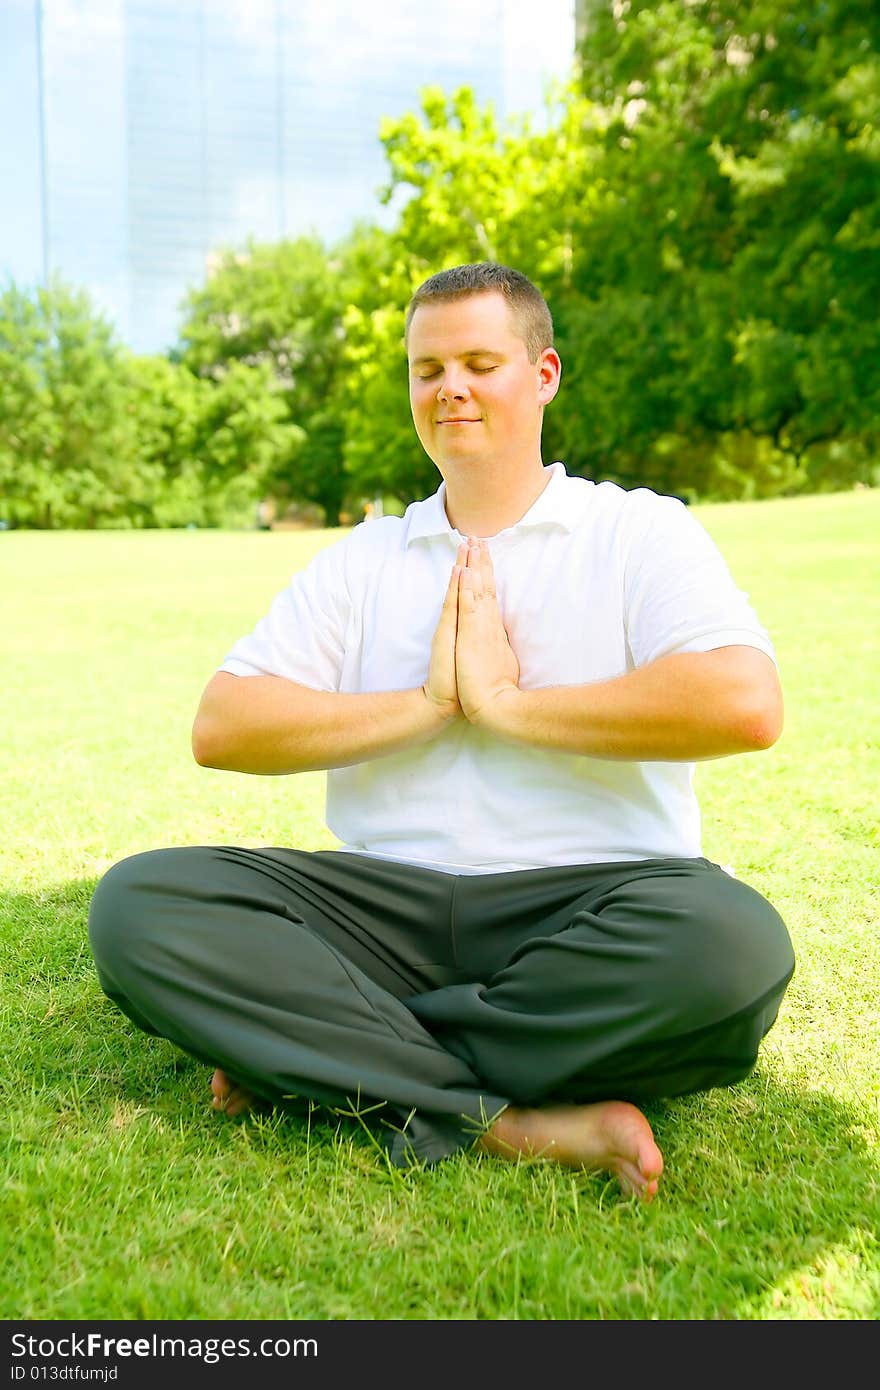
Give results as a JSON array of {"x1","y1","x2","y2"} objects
[{"x1": 0, "y1": 0, "x2": 577, "y2": 348}]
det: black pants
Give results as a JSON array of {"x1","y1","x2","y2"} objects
[{"x1": 87, "y1": 848, "x2": 795, "y2": 1166}]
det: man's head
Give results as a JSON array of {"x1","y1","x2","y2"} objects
[
  {"x1": 404, "y1": 262, "x2": 554, "y2": 363},
  {"x1": 405, "y1": 263, "x2": 561, "y2": 487}
]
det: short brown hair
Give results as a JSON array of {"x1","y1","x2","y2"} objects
[{"x1": 405, "y1": 262, "x2": 554, "y2": 363}]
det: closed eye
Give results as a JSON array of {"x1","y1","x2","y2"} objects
[{"x1": 413, "y1": 365, "x2": 498, "y2": 380}]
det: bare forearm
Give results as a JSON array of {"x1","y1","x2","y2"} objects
[
  {"x1": 192, "y1": 673, "x2": 453, "y2": 774},
  {"x1": 479, "y1": 650, "x2": 783, "y2": 761}
]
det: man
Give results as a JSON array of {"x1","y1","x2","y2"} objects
[{"x1": 89, "y1": 262, "x2": 794, "y2": 1201}]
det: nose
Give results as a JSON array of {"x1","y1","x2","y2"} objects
[{"x1": 436, "y1": 369, "x2": 470, "y2": 403}]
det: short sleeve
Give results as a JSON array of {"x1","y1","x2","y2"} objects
[
  {"x1": 219, "y1": 543, "x2": 349, "y2": 692},
  {"x1": 623, "y1": 491, "x2": 777, "y2": 668}
]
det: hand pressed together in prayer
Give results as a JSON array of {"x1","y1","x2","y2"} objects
[{"x1": 423, "y1": 539, "x2": 520, "y2": 727}]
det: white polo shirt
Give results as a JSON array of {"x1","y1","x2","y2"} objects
[{"x1": 221, "y1": 463, "x2": 776, "y2": 872}]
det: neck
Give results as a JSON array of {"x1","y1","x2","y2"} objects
[{"x1": 443, "y1": 459, "x2": 551, "y2": 537}]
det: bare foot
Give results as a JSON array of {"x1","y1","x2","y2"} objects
[
  {"x1": 477, "y1": 1099, "x2": 663, "y2": 1200},
  {"x1": 211, "y1": 1068, "x2": 257, "y2": 1118}
]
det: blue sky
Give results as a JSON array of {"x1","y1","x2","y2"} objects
[{"x1": 0, "y1": 0, "x2": 577, "y2": 348}]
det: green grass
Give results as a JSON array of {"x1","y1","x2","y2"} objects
[{"x1": 1, "y1": 489, "x2": 878, "y2": 1320}]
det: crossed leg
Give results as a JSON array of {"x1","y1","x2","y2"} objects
[
  {"x1": 210, "y1": 1067, "x2": 663, "y2": 1199},
  {"x1": 91, "y1": 847, "x2": 791, "y2": 1205}
]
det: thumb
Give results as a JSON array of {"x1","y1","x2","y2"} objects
[{"x1": 440, "y1": 563, "x2": 461, "y2": 621}]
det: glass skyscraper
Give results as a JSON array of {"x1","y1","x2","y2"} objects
[{"x1": 1, "y1": 0, "x2": 575, "y2": 352}]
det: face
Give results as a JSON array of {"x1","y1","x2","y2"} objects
[{"x1": 407, "y1": 291, "x2": 561, "y2": 481}]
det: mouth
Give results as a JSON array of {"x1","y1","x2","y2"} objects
[{"x1": 437, "y1": 418, "x2": 481, "y2": 425}]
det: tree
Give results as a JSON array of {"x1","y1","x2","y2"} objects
[
  {"x1": 340, "y1": 86, "x2": 608, "y2": 504},
  {"x1": 334, "y1": 224, "x2": 428, "y2": 507},
  {"x1": 126, "y1": 355, "x2": 300, "y2": 528},
  {"x1": 573, "y1": 0, "x2": 880, "y2": 485},
  {"x1": 0, "y1": 280, "x2": 140, "y2": 527},
  {"x1": 178, "y1": 237, "x2": 349, "y2": 525},
  {"x1": 358, "y1": 8, "x2": 879, "y2": 500},
  {"x1": 0, "y1": 279, "x2": 298, "y2": 530}
]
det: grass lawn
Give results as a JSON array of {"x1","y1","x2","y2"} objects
[{"x1": 1, "y1": 488, "x2": 878, "y2": 1320}]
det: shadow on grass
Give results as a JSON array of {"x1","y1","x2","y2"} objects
[
  {"x1": 3, "y1": 881, "x2": 879, "y2": 1318},
  {"x1": 636, "y1": 1079, "x2": 880, "y2": 1317}
]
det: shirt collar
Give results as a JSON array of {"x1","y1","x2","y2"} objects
[{"x1": 404, "y1": 462, "x2": 585, "y2": 546}]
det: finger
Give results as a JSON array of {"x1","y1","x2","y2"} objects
[
  {"x1": 458, "y1": 564, "x2": 478, "y2": 613},
  {"x1": 478, "y1": 540, "x2": 497, "y2": 597},
  {"x1": 440, "y1": 564, "x2": 461, "y2": 619}
]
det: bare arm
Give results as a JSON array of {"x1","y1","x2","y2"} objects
[
  {"x1": 455, "y1": 540, "x2": 783, "y2": 761},
  {"x1": 192, "y1": 549, "x2": 465, "y2": 774},
  {"x1": 192, "y1": 673, "x2": 451, "y2": 773},
  {"x1": 472, "y1": 647, "x2": 783, "y2": 761}
]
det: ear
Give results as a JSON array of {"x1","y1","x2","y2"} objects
[{"x1": 537, "y1": 347, "x2": 562, "y2": 406}]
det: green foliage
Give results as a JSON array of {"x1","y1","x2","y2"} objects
[
  {"x1": 570, "y1": 0, "x2": 880, "y2": 486},
  {"x1": 347, "y1": 3, "x2": 879, "y2": 499},
  {"x1": 127, "y1": 354, "x2": 300, "y2": 528},
  {"x1": 178, "y1": 237, "x2": 350, "y2": 524},
  {"x1": 0, "y1": 281, "x2": 297, "y2": 529},
  {"x1": 337, "y1": 87, "x2": 609, "y2": 503},
  {"x1": 3, "y1": 2, "x2": 877, "y2": 523},
  {"x1": 332, "y1": 225, "x2": 428, "y2": 506},
  {"x1": 0, "y1": 280, "x2": 138, "y2": 527}
]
